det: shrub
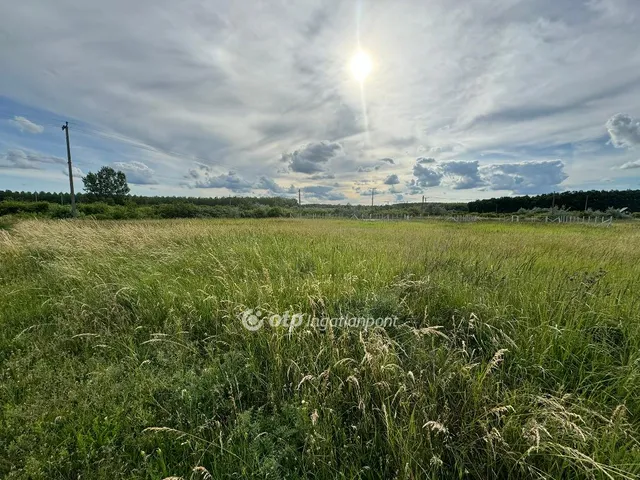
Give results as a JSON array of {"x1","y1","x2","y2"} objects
[{"x1": 155, "y1": 203, "x2": 198, "y2": 218}]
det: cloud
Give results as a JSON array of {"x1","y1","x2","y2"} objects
[
  {"x1": 113, "y1": 161, "x2": 158, "y2": 185},
  {"x1": 383, "y1": 174, "x2": 400, "y2": 185},
  {"x1": 606, "y1": 113, "x2": 640, "y2": 148},
  {"x1": 440, "y1": 160, "x2": 484, "y2": 189},
  {"x1": 412, "y1": 162, "x2": 443, "y2": 188},
  {"x1": 481, "y1": 160, "x2": 568, "y2": 194},
  {"x1": 2, "y1": 0, "x2": 640, "y2": 197},
  {"x1": 620, "y1": 159, "x2": 640, "y2": 169},
  {"x1": 9, "y1": 116, "x2": 44, "y2": 134},
  {"x1": 309, "y1": 172, "x2": 336, "y2": 180},
  {"x1": 417, "y1": 157, "x2": 436, "y2": 164},
  {"x1": 405, "y1": 179, "x2": 424, "y2": 195},
  {"x1": 283, "y1": 141, "x2": 343, "y2": 174},
  {"x1": 195, "y1": 170, "x2": 253, "y2": 192},
  {"x1": 0, "y1": 149, "x2": 65, "y2": 169},
  {"x1": 61, "y1": 166, "x2": 84, "y2": 178},
  {"x1": 388, "y1": 136, "x2": 416, "y2": 148},
  {"x1": 302, "y1": 185, "x2": 346, "y2": 201},
  {"x1": 357, "y1": 165, "x2": 380, "y2": 173},
  {"x1": 380, "y1": 158, "x2": 395, "y2": 165},
  {"x1": 255, "y1": 176, "x2": 287, "y2": 194}
]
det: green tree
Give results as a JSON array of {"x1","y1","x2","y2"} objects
[{"x1": 82, "y1": 167, "x2": 130, "y2": 202}]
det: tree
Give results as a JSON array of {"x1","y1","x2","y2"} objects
[{"x1": 82, "y1": 167, "x2": 130, "y2": 201}]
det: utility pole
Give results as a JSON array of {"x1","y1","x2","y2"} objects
[
  {"x1": 298, "y1": 188, "x2": 301, "y2": 217},
  {"x1": 371, "y1": 188, "x2": 375, "y2": 208},
  {"x1": 551, "y1": 191, "x2": 556, "y2": 211},
  {"x1": 584, "y1": 194, "x2": 589, "y2": 212},
  {"x1": 61, "y1": 122, "x2": 77, "y2": 217}
]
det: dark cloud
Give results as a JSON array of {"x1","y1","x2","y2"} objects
[
  {"x1": 384, "y1": 174, "x2": 400, "y2": 185},
  {"x1": 607, "y1": 113, "x2": 640, "y2": 148},
  {"x1": 302, "y1": 185, "x2": 346, "y2": 201},
  {"x1": 255, "y1": 176, "x2": 286, "y2": 194},
  {"x1": 357, "y1": 165, "x2": 380, "y2": 173},
  {"x1": 417, "y1": 157, "x2": 436, "y2": 164},
  {"x1": 481, "y1": 160, "x2": 568, "y2": 194},
  {"x1": 283, "y1": 141, "x2": 343, "y2": 174},
  {"x1": 405, "y1": 179, "x2": 424, "y2": 195},
  {"x1": 380, "y1": 158, "x2": 395, "y2": 164},
  {"x1": 441, "y1": 160, "x2": 484, "y2": 189},
  {"x1": 412, "y1": 162, "x2": 443, "y2": 187}
]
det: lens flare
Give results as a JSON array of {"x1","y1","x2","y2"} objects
[{"x1": 350, "y1": 50, "x2": 372, "y2": 82}]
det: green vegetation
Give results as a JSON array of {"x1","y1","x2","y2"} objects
[
  {"x1": 1, "y1": 219, "x2": 639, "y2": 479},
  {"x1": 468, "y1": 189, "x2": 640, "y2": 213},
  {"x1": 82, "y1": 166, "x2": 131, "y2": 201}
]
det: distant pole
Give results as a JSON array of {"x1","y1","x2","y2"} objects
[
  {"x1": 584, "y1": 194, "x2": 589, "y2": 212},
  {"x1": 61, "y1": 122, "x2": 77, "y2": 217},
  {"x1": 371, "y1": 188, "x2": 375, "y2": 208},
  {"x1": 551, "y1": 192, "x2": 556, "y2": 210},
  {"x1": 298, "y1": 188, "x2": 301, "y2": 217}
]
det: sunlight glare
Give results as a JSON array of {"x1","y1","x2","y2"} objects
[{"x1": 350, "y1": 50, "x2": 372, "y2": 82}]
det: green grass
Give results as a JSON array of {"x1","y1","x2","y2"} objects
[{"x1": 1, "y1": 218, "x2": 639, "y2": 479}]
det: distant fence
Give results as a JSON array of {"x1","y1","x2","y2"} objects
[{"x1": 293, "y1": 212, "x2": 615, "y2": 226}]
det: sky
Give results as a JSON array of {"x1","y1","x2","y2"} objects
[{"x1": 1, "y1": 0, "x2": 640, "y2": 204}]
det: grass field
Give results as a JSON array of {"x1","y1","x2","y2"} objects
[{"x1": 1, "y1": 218, "x2": 639, "y2": 479}]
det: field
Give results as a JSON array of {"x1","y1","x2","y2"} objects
[{"x1": 1, "y1": 218, "x2": 639, "y2": 479}]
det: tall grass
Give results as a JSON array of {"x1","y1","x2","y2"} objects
[{"x1": 1, "y1": 219, "x2": 639, "y2": 479}]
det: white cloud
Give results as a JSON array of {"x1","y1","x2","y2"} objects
[
  {"x1": 606, "y1": 113, "x2": 640, "y2": 148},
  {"x1": 113, "y1": 161, "x2": 157, "y2": 185},
  {"x1": 9, "y1": 116, "x2": 44, "y2": 134},
  {"x1": 0, "y1": 149, "x2": 65, "y2": 169},
  {"x1": 61, "y1": 166, "x2": 84, "y2": 178},
  {"x1": 194, "y1": 170, "x2": 253, "y2": 192},
  {"x1": 1, "y1": 0, "x2": 640, "y2": 198},
  {"x1": 620, "y1": 159, "x2": 640, "y2": 169}
]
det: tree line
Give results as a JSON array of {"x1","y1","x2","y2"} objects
[{"x1": 468, "y1": 189, "x2": 640, "y2": 213}]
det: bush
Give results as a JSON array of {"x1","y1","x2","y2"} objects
[
  {"x1": 49, "y1": 204, "x2": 73, "y2": 219},
  {"x1": 155, "y1": 203, "x2": 198, "y2": 218},
  {"x1": 78, "y1": 203, "x2": 110, "y2": 216},
  {"x1": 0, "y1": 201, "x2": 50, "y2": 216},
  {"x1": 266, "y1": 207, "x2": 284, "y2": 218}
]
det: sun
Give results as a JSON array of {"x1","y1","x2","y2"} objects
[{"x1": 350, "y1": 50, "x2": 372, "y2": 82}]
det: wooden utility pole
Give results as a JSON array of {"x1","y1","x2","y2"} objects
[
  {"x1": 61, "y1": 122, "x2": 77, "y2": 217},
  {"x1": 584, "y1": 194, "x2": 589, "y2": 212},
  {"x1": 371, "y1": 188, "x2": 375, "y2": 208},
  {"x1": 551, "y1": 191, "x2": 556, "y2": 210},
  {"x1": 298, "y1": 188, "x2": 301, "y2": 217}
]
